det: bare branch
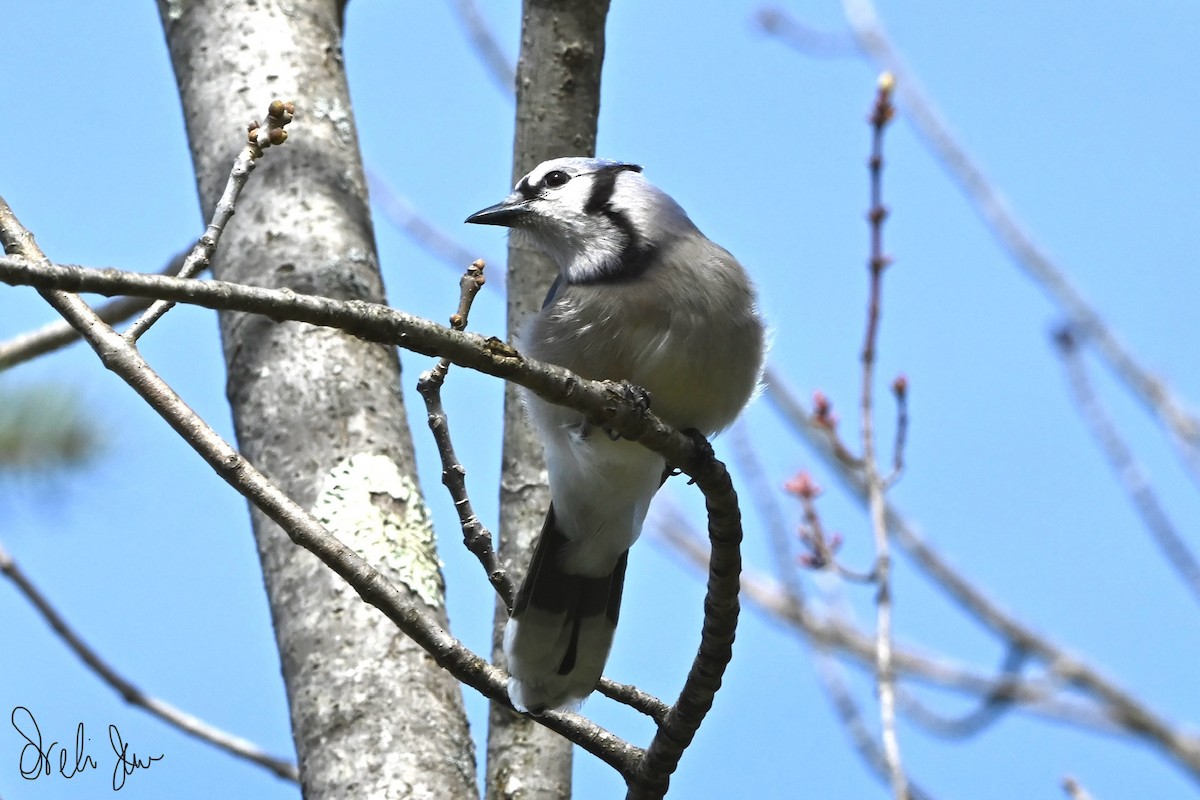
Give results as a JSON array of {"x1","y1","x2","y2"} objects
[
  {"x1": 416, "y1": 259, "x2": 514, "y2": 609},
  {"x1": 857, "y1": 71, "x2": 907, "y2": 800},
  {"x1": 0, "y1": 255, "x2": 707, "y2": 466},
  {"x1": 447, "y1": 0, "x2": 516, "y2": 93},
  {"x1": 1063, "y1": 775, "x2": 1097, "y2": 800},
  {"x1": 815, "y1": 653, "x2": 940, "y2": 800},
  {"x1": 896, "y1": 645, "x2": 1028, "y2": 739},
  {"x1": 0, "y1": 250, "x2": 186, "y2": 371},
  {"x1": 754, "y1": 8, "x2": 857, "y2": 58},
  {"x1": 124, "y1": 101, "x2": 295, "y2": 342},
  {"x1": 0, "y1": 100, "x2": 294, "y2": 370},
  {"x1": 596, "y1": 679, "x2": 671, "y2": 725},
  {"x1": 0, "y1": 537, "x2": 299, "y2": 782},
  {"x1": 365, "y1": 170, "x2": 504, "y2": 291},
  {"x1": 1054, "y1": 327, "x2": 1200, "y2": 607}
]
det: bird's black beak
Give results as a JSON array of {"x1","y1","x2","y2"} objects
[{"x1": 465, "y1": 193, "x2": 530, "y2": 227}]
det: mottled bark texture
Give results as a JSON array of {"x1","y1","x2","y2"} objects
[
  {"x1": 487, "y1": 2, "x2": 611, "y2": 798},
  {"x1": 156, "y1": 2, "x2": 477, "y2": 798}
]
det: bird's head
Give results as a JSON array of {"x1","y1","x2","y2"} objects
[{"x1": 466, "y1": 157, "x2": 692, "y2": 283}]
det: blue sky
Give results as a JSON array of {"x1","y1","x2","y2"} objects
[{"x1": 2, "y1": 2, "x2": 1198, "y2": 798}]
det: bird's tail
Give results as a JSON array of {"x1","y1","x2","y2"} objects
[{"x1": 503, "y1": 506, "x2": 629, "y2": 714}]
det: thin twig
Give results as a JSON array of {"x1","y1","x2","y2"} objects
[
  {"x1": 896, "y1": 645, "x2": 1028, "y2": 739},
  {"x1": 447, "y1": 0, "x2": 517, "y2": 93},
  {"x1": 365, "y1": 170, "x2": 505, "y2": 292},
  {"x1": 785, "y1": 470, "x2": 869, "y2": 581},
  {"x1": 0, "y1": 250, "x2": 188, "y2": 371},
  {"x1": 885, "y1": 374, "x2": 908, "y2": 486},
  {"x1": 0, "y1": 538, "x2": 299, "y2": 782},
  {"x1": 859, "y1": 71, "x2": 906, "y2": 800},
  {"x1": 415, "y1": 259, "x2": 515, "y2": 608},
  {"x1": 815, "y1": 652, "x2": 939, "y2": 800},
  {"x1": 124, "y1": 101, "x2": 295, "y2": 342},
  {"x1": 596, "y1": 679, "x2": 671, "y2": 725},
  {"x1": 811, "y1": 390, "x2": 862, "y2": 468},
  {"x1": 1062, "y1": 775, "x2": 1097, "y2": 800},
  {"x1": 1054, "y1": 327, "x2": 1200, "y2": 607},
  {"x1": 754, "y1": 7, "x2": 858, "y2": 58}
]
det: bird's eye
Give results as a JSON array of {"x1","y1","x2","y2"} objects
[{"x1": 542, "y1": 170, "x2": 571, "y2": 188}]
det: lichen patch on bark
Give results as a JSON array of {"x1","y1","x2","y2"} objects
[{"x1": 312, "y1": 453, "x2": 445, "y2": 609}]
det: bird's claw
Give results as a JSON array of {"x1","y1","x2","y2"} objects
[
  {"x1": 682, "y1": 427, "x2": 715, "y2": 463},
  {"x1": 601, "y1": 381, "x2": 652, "y2": 440},
  {"x1": 617, "y1": 381, "x2": 652, "y2": 416}
]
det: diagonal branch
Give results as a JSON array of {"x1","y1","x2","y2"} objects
[
  {"x1": 0, "y1": 256, "x2": 720, "y2": 476},
  {"x1": 0, "y1": 537, "x2": 298, "y2": 781},
  {"x1": 0, "y1": 250, "x2": 186, "y2": 371},
  {"x1": 447, "y1": 0, "x2": 516, "y2": 93},
  {"x1": 1054, "y1": 327, "x2": 1200, "y2": 607}
]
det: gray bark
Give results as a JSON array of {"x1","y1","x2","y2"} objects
[
  {"x1": 486, "y1": 2, "x2": 611, "y2": 798},
  {"x1": 156, "y1": 2, "x2": 477, "y2": 798}
]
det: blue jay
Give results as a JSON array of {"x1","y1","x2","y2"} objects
[{"x1": 467, "y1": 157, "x2": 765, "y2": 713}]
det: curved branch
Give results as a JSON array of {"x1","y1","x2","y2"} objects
[
  {"x1": 629, "y1": 442, "x2": 743, "y2": 799},
  {"x1": 1054, "y1": 327, "x2": 1200, "y2": 607}
]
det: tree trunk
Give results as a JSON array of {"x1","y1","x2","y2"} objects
[
  {"x1": 487, "y1": 2, "x2": 611, "y2": 798},
  {"x1": 156, "y1": 2, "x2": 477, "y2": 797}
]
